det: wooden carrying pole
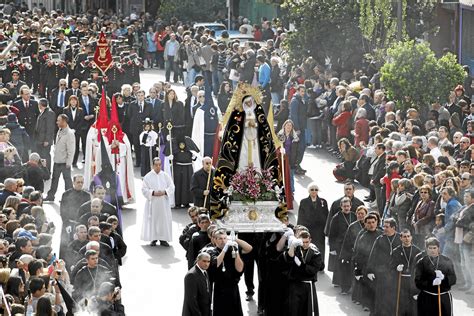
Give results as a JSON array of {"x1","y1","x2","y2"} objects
[
  {"x1": 203, "y1": 157, "x2": 213, "y2": 208},
  {"x1": 438, "y1": 285, "x2": 442, "y2": 316},
  {"x1": 395, "y1": 271, "x2": 401, "y2": 316}
]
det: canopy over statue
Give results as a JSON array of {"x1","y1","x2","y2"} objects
[{"x1": 210, "y1": 83, "x2": 287, "y2": 226}]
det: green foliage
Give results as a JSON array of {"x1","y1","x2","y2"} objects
[
  {"x1": 158, "y1": 0, "x2": 226, "y2": 23},
  {"x1": 281, "y1": 0, "x2": 364, "y2": 72},
  {"x1": 380, "y1": 41, "x2": 465, "y2": 111},
  {"x1": 359, "y1": 0, "x2": 438, "y2": 64}
]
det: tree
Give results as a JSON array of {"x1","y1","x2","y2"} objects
[
  {"x1": 380, "y1": 41, "x2": 465, "y2": 111},
  {"x1": 158, "y1": 0, "x2": 226, "y2": 23},
  {"x1": 281, "y1": 0, "x2": 364, "y2": 73},
  {"x1": 359, "y1": 0, "x2": 438, "y2": 63}
]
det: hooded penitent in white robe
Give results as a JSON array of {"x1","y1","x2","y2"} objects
[
  {"x1": 140, "y1": 169, "x2": 175, "y2": 242},
  {"x1": 84, "y1": 127, "x2": 136, "y2": 203}
]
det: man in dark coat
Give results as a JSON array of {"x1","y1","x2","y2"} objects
[
  {"x1": 283, "y1": 230, "x2": 324, "y2": 316},
  {"x1": 13, "y1": 87, "x2": 39, "y2": 153},
  {"x1": 297, "y1": 183, "x2": 328, "y2": 263},
  {"x1": 371, "y1": 143, "x2": 387, "y2": 214},
  {"x1": 179, "y1": 207, "x2": 200, "y2": 252},
  {"x1": 390, "y1": 229, "x2": 421, "y2": 316},
  {"x1": 366, "y1": 218, "x2": 401, "y2": 315},
  {"x1": 289, "y1": 85, "x2": 307, "y2": 174},
  {"x1": 78, "y1": 84, "x2": 98, "y2": 161},
  {"x1": 328, "y1": 197, "x2": 356, "y2": 287},
  {"x1": 73, "y1": 250, "x2": 113, "y2": 302},
  {"x1": 127, "y1": 89, "x2": 152, "y2": 167},
  {"x1": 208, "y1": 230, "x2": 253, "y2": 316},
  {"x1": 5, "y1": 113, "x2": 29, "y2": 162},
  {"x1": 77, "y1": 185, "x2": 117, "y2": 219},
  {"x1": 415, "y1": 237, "x2": 456, "y2": 316},
  {"x1": 190, "y1": 157, "x2": 214, "y2": 210},
  {"x1": 352, "y1": 213, "x2": 382, "y2": 311},
  {"x1": 182, "y1": 252, "x2": 211, "y2": 316},
  {"x1": 339, "y1": 206, "x2": 367, "y2": 295},
  {"x1": 34, "y1": 98, "x2": 56, "y2": 170},
  {"x1": 324, "y1": 182, "x2": 364, "y2": 235},
  {"x1": 187, "y1": 214, "x2": 211, "y2": 269}
]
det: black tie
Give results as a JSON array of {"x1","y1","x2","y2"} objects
[{"x1": 203, "y1": 271, "x2": 209, "y2": 292}]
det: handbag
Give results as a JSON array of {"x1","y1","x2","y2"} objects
[{"x1": 229, "y1": 69, "x2": 240, "y2": 81}]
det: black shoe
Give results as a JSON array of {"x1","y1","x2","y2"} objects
[
  {"x1": 43, "y1": 196, "x2": 55, "y2": 202},
  {"x1": 160, "y1": 240, "x2": 170, "y2": 247},
  {"x1": 149, "y1": 240, "x2": 158, "y2": 247}
]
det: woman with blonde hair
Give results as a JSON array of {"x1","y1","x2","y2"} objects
[
  {"x1": 278, "y1": 119, "x2": 299, "y2": 189},
  {"x1": 3, "y1": 195, "x2": 20, "y2": 211}
]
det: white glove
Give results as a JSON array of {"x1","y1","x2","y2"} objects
[
  {"x1": 435, "y1": 270, "x2": 444, "y2": 280},
  {"x1": 284, "y1": 228, "x2": 294, "y2": 238},
  {"x1": 223, "y1": 240, "x2": 233, "y2": 253},
  {"x1": 231, "y1": 241, "x2": 239, "y2": 249},
  {"x1": 329, "y1": 250, "x2": 337, "y2": 256},
  {"x1": 367, "y1": 273, "x2": 375, "y2": 281},
  {"x1": 397, "y1": 264, "x2": 404, "y2": 272},
  {"x1": 413, "y1": 295, "x2": 418, "y2": 300},
  {"x1": 288, "y1": 235, "x2": 297, "y2": 247},
  {"x1": 168, "y1": 154, "x2": 174, "y2": 161},
  {"x1": 280, "y1": 147, "x2": 286, "y2": 155},
  {"x1": 432, "y1": 278, "x2": 442, "y2": 286},
  {"x1": 292, "y1": 239, "x2": 303, "y2": 248},
  {"x1": 294, "y1": 256, "x2": 301, "y2": 266},
  {"x1": 166, "y1": 134, "x2": 171, "y2": 141},
  {"x1": 355, "y1": 275, "x2": 362, "y2": 281}
]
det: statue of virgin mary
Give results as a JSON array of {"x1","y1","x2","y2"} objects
[{"x1": 210, "y1": 83, "x2": 285, "y2": 220}]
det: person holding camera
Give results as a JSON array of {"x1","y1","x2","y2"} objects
[
  {"x1": 23, "y1": 153, "x2": 50, "y2": 193},
  {"x1": 90, "y1": 282, "x2": 125, "y2": 316}
]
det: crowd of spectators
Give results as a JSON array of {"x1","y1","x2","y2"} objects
[{"x1": 0, "y1": 2, "x2": 473, "y2": 315}]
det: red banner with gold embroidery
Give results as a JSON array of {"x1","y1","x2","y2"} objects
[{"x1": 93, "y1": 31, "x2": 112, "y2": 75}]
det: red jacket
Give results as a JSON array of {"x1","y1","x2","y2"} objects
[
  {"x1": 332, "y1": 111, "x2": 352, "y2": 138},
  {"x1": 354, "y1": 117, "x2": 369, "y2": 147}
]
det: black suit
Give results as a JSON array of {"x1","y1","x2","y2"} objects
[
  {"x1": 127, "y1": 100, "x2": 152, "y2": 166},
  {"x1": 78, "y1": 94, "x2": 97, "y2": 161},
  {"x1": 14, "y1": 98, "x2": 39, "y2": 152},
  {"x1": 63, "y1": 106, "x2": 85, "y2": 164},
  {"x1": 146, "y1": 98, "x2": 163, "y2": 128},
  {"x1": 34, "y1": 107, "x2": 56, "y2": 170},
  {"x1": 49, "y1": 87, "x2": 68, "y2": 116},
  {"x1": 182, "y1": 266, "x2": 211, "y2": 316},
  {"x1": 65, "y1": 88, "x2": 80, "y2": 102}
]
